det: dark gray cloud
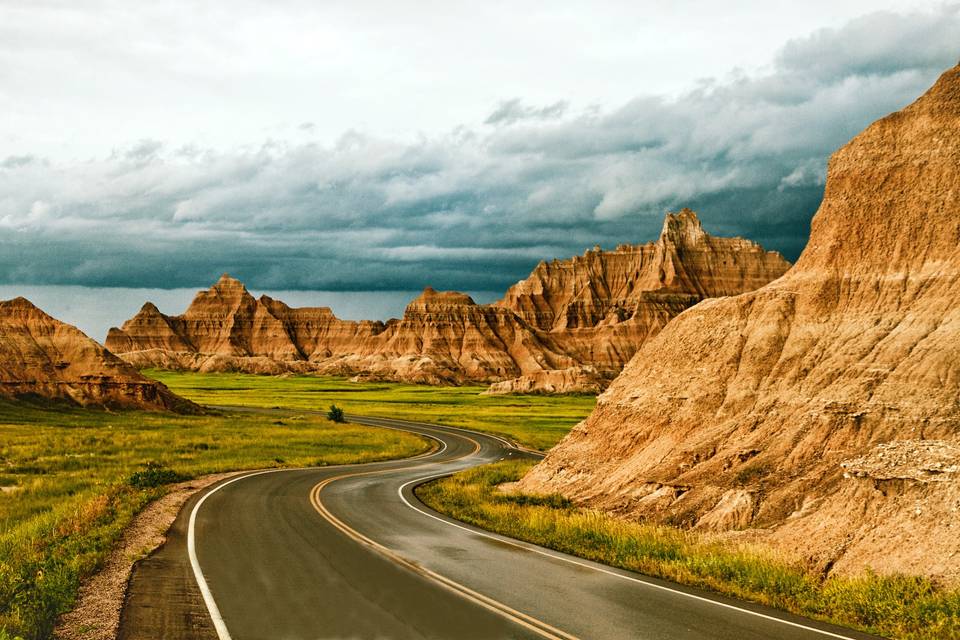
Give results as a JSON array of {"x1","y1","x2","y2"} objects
[
  {"x1": 484, "y1": 99, "x2": 570, "y2": 126},
  {"x1": 0, "y1": 6, "x2": 957, "y2": 293}
]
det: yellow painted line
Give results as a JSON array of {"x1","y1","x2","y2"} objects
[{"x1": 308, "y1": 435, "x2": 580, "y2": 640}]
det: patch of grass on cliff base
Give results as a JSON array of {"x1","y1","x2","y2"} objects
[
  {"x1": 144, "y1": 370, "x2": 597, "y2": 450},
  {"x1": 0, "y1": 400, "x2": 430, "y2": 640},
  {"x1": 416, "y1": 460, "x2": 960, "y2": 640}
]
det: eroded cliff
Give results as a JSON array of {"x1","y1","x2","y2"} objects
[
  {"x1": 107, "y1": 212, "x2": 789, "y2": 388},
  {"x1": 519, "y1": 64, "x2": 960, "y2": 582},
  {"x1": 0, "y1": 297, "x2": 197, "y2": 412}
]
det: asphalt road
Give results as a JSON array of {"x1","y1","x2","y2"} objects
[{"x1": 119, "y1": 412, "x2": 881, "y2": 640}]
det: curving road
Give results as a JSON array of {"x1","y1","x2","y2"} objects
[{"x1": 118, "y1": 412, "x2": 879, "y2": 640}]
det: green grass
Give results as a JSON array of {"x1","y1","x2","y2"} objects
[
  {"x1": 0, "y1": 398, "x2": 430, "y2": 640},
  {"x1": 145, "y1": 370, "x2": 596, "y2": 450},
  {"x1": 416, "y1": 460, "x2": 960, "y2": 640}
]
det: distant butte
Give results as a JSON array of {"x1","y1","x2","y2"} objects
[
  {"x1": 106, "y1": 211, "x2": 790, "y2": 389},
  {"x1": 0, "y1": 297, "x2": 198, "y2": 412}
]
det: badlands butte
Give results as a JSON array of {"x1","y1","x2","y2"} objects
[
  {"x1": 105, "y1": 209, "x2": 790, "y2": 393},
  {"x1": 0, "y1": 297, "x2": 196, "y2": 412},
  {"x1": 520, "y1": 63, "x2": 960, "y2": 582}
]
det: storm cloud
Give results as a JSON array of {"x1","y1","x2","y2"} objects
[{"x1": 0, "y1": 6, "x2": 957, "y2": 293}]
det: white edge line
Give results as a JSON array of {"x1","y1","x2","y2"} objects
[
  {"x1": 187, "y1": 423, "x2": 449, "y2": 639},
  {"x1": 188, "y1": 469, "x2": 283, "y2": 640},
  {"x1": 346, "y1": 413, "x2": 536, "y2": 455},
  {"x1": 396, "y1": 472, "x2": 863, "y2": 640}
]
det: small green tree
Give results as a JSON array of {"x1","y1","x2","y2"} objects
[{"x1": 326, "y1": 404, "x2": 345, "y2": 423}]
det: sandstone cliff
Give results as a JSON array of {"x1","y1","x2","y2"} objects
[
  {"x1": 496, "y1": 209, "x2": 791, "y2": 380},
  {"x1": 108, "y1": 280, "x2": 571, "y2": 384},
  {"x1": 312, "y1": 287, "x2": 574, "y2": 384},
  {"x1": 0, "y1": 297, "x2": 197, "y2": 412},
  {"x1": 483, "y1": 367, "x2": 608, "y2": 395},
  {"x1": 107, "y1": 213, "x2": 789, "y2": 388},
  {"x1": 519, "y1": 64, "x2": 960, "y2": 582}
]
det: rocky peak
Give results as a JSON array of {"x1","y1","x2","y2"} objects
[
  {"x1": 659, "y1": 208, "x2": 707, "y2": 247},
  {"x1": 137, "y1": 302, "x2": 162, "y2": 316},
  {"x1": 215, "y1": 272, "x2": 245, "y2": 288},
  {"x1": 2, "y1": 296, "x2": 39, "y2": 310},
  {"x1": 0, "y1": 297, "x2": 197, "y2": 412},
  {"x1": 0, "y1": 297, "x2": 45, "y2": 321},
  {"x1": 405, "y1": 287, "x2": 477, "y2": 315},
  {"x1": 183, "y1": 273, "x2": 256, "y2": 320},
  {"x1": 499, "y1": 209, "x2": 790, "y2": 331},
  {"x1": 794, "y1": 63, "x2": 960, "y2": 276}
]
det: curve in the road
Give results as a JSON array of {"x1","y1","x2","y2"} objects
[{"x1": 119, "y1": 411, "x2": 881, "y2": 640}]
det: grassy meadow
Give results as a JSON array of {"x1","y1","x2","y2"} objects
[
  {"x1": 0, "y1": 398, "x2": 430, "y2": 640},
  {"x1": 145, "y1": 370, "x2": 597, "y2": 450},
  {"x1": 0, "y1": 372, "x2": 593, "y2": 639},
  {"x1": 416, "y1": 460, "x2": 960, "y2": 640}
]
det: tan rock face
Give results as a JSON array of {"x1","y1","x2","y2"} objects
[
  {"x1": 519, "y1": 64, "x2": 960, "y2": 582},
  {"x1": 0, "y1": 298, "x2": 197, "y2": 412},
  {"x1": 107, "y1": 214, "x2": 788, "y2": 388},
  {"x1": 497, "y1": 209, "x2": 791, "y2": 375},
  {"x1": 483, "y1": 367, "x2": 609, "y2": 396}
]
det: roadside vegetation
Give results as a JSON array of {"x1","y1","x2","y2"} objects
[
  {"x1": 416, "y1": 460, "x2": 960, "y2": 640},
  {"x1": 146, "y1": 370, "x2": 596, "y2": 450},
  {"x1": 0, "y1": 398, "x2": 429, "y2": 640}
]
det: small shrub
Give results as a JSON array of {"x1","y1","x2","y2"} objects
[
  {"x1": 127, "y1": 462, "x2": 187, "y2": 489},
  {"x1": 326, "y1": 404, "x2": 345, "y2": 423},
  {"x1": 499, "y1": 492, "x2": 573, "y2": 509},
  {"x1": 734, "y1": 463, "x2": 768, "y2": 486}
]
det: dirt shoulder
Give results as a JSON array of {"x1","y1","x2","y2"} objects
[{"x1": 54, "y1": 471, "x2": 247, "y2": 640}]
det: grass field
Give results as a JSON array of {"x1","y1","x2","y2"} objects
[
  {"x1": 145, "y1": 370, "x2": 596, "y2": 450},
  {"x1": 0, "y1": 398, "x2": 430, "y2": 640},
  {"x1": 416, "y1": 460, "x2": 960, "y2": 640}
]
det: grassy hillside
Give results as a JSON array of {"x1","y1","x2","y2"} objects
[{"x1": 145, "y1": 371, "x2": 596, "y2": 450}]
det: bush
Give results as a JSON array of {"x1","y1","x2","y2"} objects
[
  {"x1": 326, "y1": 404, "x2": 345, "y2": 423},
  {"x1": 127, "y1": 462, "x2": 187, "y2": 489}
]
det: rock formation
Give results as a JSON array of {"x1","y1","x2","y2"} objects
[
  {"x1": 107, "y1": 213, "x2": 789, "y2": 389},
  {"x1": 107, "y1": 276, "x2": 386, "y2": 375},
  {"x1": 483, "y1": 366, "x2": 608, "y2": 396},
  {"x1": 0, "y1": 297, "x2": 197, "y2": 412},
  {"x1": 314, "y1": 287, "x2": 573, "y2": 385},
  {"x1": 519, "y1": 64, "x2": 960, "y2": 582},
  {"x1": 496, "y1": 208, "x2": 791, "y2": 378}
]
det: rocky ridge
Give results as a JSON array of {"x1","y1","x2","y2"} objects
[
  {"x1": 0, "y1": 297, "x2": 197, "y2": 412},
  {"x1": 106, "y1": 211, "x2": 789, "y2": 389},
  {"x1": 518, "y1": 64, "x2": 960, "y2": 582},
  {"x1": 495, "y1": 208, "x2": 791, "y2": 382}
]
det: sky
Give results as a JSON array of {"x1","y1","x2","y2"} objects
[{"x1": 1, "y1": 1, "x2": 958, "y2": 299}]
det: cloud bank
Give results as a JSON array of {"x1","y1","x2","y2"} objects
[{"x1": 1, "y1": 6, "x2": 957, "y2": 292}]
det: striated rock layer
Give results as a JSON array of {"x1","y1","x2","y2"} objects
[
  {"x1": 0, "y1": 298, "x2": 197, "y2": 412},
  {"x1": 497, "y1": 208, "x2": 791, "y2": 376},
  {"x1": 107, "y1": 211, "x2": 789, "y2": 388},
  {"x1": 519, "y1": 64, "x2": 960, "y2": 582},
  {"x1": 483, "y1": 367, "x2": 609, "y2": 396}
]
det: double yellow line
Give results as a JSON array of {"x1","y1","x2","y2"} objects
[{"x1": 308, "y1": 432, "x2": 579, "y2": 640}]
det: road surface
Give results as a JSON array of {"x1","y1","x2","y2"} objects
[{"x1": 118, "y1": 412, "x2": 879, "y2": 640}]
